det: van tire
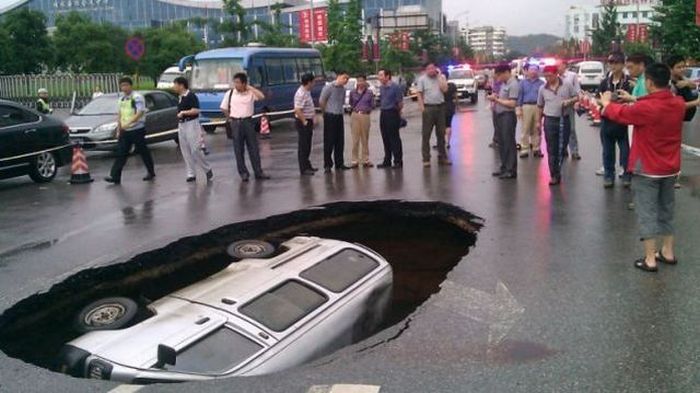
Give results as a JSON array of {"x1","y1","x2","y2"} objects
[
  {"x1": 227, "y1": 240, "x2": 276, "y2": 260},
  {"x1": 74, "y1": 297, "x2": 139, "y2": 333}
]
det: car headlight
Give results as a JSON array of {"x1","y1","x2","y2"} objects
[{"x1": 93, "y1": 122, "x2": 118, "y2": 137}]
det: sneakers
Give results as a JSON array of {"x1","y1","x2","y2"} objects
[{"x1": 603, "y1": 179, "x2": 614, "y2": 189}]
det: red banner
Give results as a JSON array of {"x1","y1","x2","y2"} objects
[
  {"x1": 626, "y1": 24, "x2": 638, "y2": 42},
  {"x1": 697, "y1": 0, "x2": 700, "y2": 26},
  {"x1": 299, "y1": 7, "x2": 328, "y2": 43},
  {"x1": 638, "y1": 24, "x2": 649, "y2": 42}
]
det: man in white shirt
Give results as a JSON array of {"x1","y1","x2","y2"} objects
[
  {"x1": 558, "y1": 61, "x2": 582, "y2": 160},
  {"x1": 220, "y1": 72, "x2": 269, "y2": 182}
]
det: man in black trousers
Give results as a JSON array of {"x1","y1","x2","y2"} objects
[
  {"x1": 319, "y1": 71, "x2": 350, "y2": 173},
  {"x1": 377, "y1": 68, "x2": 404, "y2": 169},
  {"x1": 294, "y1": 73, "x2": 319, "y2": 176}
]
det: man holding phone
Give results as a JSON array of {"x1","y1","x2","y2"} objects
[
  {"x1": 294, "y1": 73, "x2": 318, "y2": 176},
  {"x1": 598, "y1": 53, "x2": 633, "y2": 189}
]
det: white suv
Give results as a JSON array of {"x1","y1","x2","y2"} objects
[
  {"x1": 448, "y1": 67, "x2": 478, "y2": 104},
  {"x1": 58, "y1": 237, "x2": 393, "y2": 383}
]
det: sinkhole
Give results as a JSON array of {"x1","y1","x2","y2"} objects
[{"x1": 0, "y1": 200, "x2": 481, "y2": 383}]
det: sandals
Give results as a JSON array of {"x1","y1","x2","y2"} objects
[
  {"x1": 656, "y1": 252, "x2": 678, "y2": 265},
  {"x1": 634, "y1": 258, "x2": 658, "y2": 273}
]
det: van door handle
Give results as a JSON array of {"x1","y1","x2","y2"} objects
[{"x1": 24, "y1": 129, "x2": 37, "y2": 134}]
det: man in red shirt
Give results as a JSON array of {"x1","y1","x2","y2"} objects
[{"x1": 601, "y1": 63, "x2": 685, "y2": 272}]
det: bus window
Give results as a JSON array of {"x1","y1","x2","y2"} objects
[
  {"x1": 265, "y1": 58, "x2": 284, "y2": 85},
  {"x1": 282, "y1": 58, "x2": 298, "y2": 84},
  {"x1": 311, "y1": 58, "x2": 324, "y2": 79},
  {"x1": 297, "y1": 58, "x2": 312, "y2": 76}
]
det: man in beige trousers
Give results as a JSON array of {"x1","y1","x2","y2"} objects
[
  {"x1": 516, "y1": 64, "x2": 545, "y2": 158},
  {"x1": 349, "y1": 75, "x2": 375, "y2": 168}
]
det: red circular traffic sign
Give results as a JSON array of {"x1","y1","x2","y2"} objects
[{"x1": 125, "y1": 37, "x2": 145, "y2": 61}]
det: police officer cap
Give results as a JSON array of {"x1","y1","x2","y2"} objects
[{"x1": 38, "y1": 88, "x2": 48, "y2": 94}]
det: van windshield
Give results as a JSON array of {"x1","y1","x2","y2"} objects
[
  {"x1": 163, "y1": 327, "x2": 262, "y2": 374},
  {"x1": 191, "y1": 58, "x2": 245, "y2": 91},
  {"x1": 159, "y1": 73, "x2": 181, "y2": 83},
  {"x1": 449, "y1": 70, "x2": 474, "y2": 79}
]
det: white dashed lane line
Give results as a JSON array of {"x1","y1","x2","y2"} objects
[{"x1": 308, "y1": 384, "x2": 382, "y2": 393}]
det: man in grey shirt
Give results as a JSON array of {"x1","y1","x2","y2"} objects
[
  {"x1": 558, "y1": 61, "x2": 582, "y2": 160},
  {"x1": 320, "y1": 71, "x2": 350, "y2": 173},
  {"x1": 487, "y1": 64, "x2": 519, "y2": 179},
  {"x1": 416, "y1": 62, "x2": 451, "y2": 167},
  {"x1": 538, "y1": 65, "x2": 579, "y2": 185}
]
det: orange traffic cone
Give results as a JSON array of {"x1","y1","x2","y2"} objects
[
  {"x1": 69, "y1": 144, "x2": 94, "y2": 184},
  {"x1": 260, "y1": 115, "x2": 271, "y2": 139}
]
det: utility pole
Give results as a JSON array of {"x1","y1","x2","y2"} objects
[{"x1": 310, "y1": 0, "x2": 316, "y2": 46}]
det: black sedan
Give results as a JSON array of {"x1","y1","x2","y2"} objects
[
  {"x1": 65, "y1": 91, "x2": 180, "y2": 150},
  {"x1": 0, "y1": 100, "x2": 72, "y2": 183}
]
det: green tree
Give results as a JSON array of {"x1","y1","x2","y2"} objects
[
  {"x1": 0, "y1": 8, "x2": 52, "y2": 74},
  {"x1": 651, "y1": 0, "x2": 700, "y2": 58},
  {"x1": 591, "y1": 3, "x2": 621, "y2": 56},
  {"x1": 0, "y1": 27, "x2": 11, "y2": 74},
  {"x1": 134, "y1": 24, "x2": 205, "y2": 83},
  {"x1": 622, "y1": 41, "x2": 655, "y2": 58},
  {"x1": 258, "y1": 3, "x2": 299, "y2": 47},
  {"x1": 323, "y1": 0, "x2": 363, "y2": 73},
  {"x1": 220, "y1": 0, "x2": 255, "y2": 46},
  {"x1": 378, "y1": 38, "x2": 417, "y2": 75},
  {"x1": 52, "y1": 12, "x2": 129, "y2": 73}
]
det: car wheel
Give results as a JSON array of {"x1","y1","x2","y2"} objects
[
  {"x1": 74, "y1": 297, "x2": 139, "y2": 333},
  {"x1": 227, "y1": 240, "x2": 276, "y2": 259},
  {"x1": 203, "y1": 125, "x2": 217, "y2": 134},
  {"x1": 28, "y1": 152, "x2": 58, "y2": 183}
]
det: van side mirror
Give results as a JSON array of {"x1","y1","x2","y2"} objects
[{"x1": 156, "y1": 344, "x2": 176, "y2": 367}]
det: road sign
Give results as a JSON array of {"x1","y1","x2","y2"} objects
[
  {"x1": 580, "y1": 40, "x2": 591, "y2": 55},
  {"x1": 125, "y1": 37, "x2": 145, "y2": 62}
]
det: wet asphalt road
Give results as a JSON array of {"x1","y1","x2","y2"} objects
[{"x1": 1, "y1": 93, "x2": 700, "y2": 393}]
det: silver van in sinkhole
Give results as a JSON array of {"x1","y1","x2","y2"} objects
[{"x1": 58, "y1": 237, "x2": 393, "y2": 383}]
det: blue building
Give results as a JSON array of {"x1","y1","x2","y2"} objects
[{"x1": 0, "y1": 0, "x2": 444, "y2": 46}]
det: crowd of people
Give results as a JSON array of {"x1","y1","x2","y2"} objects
[{"x1": 45, "y1": 52, "x2": 693, "y2": 273}]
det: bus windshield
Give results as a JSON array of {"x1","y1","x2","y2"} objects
[{"x1": 191, "y1": 58, "x2": 245, "y2": 91}]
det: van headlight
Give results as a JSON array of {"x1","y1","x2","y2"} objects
[
  {"x1": 87, "y1": 359, "x2": 113, "y2": 380},
  {"x1": 93, "y1": 122, "x2": 118, "y2": 137}
]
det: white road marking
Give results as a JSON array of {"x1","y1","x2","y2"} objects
[
  {"x1": 438, "y1": 280, "x2": 525, "y2": 347},
  {"x1": 107, "y1": 385, "x2": 144, "y2": 393},
  {"x1": 682, "y1": 143, "x2": 700, "y2": 157},
  {"x1": 308, "y1": 385, "x2": 382, "y2": 393}
]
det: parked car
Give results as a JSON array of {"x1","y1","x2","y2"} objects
[
  {"x1": 65, "y1": 91, "x2": 180, "y2": 151},
  {"x1": 684, "y1": 67, "x2": 700, "y2": 90},
  {"x1": 58, "y1": 236, "x2": 393, "y2": 383},
  {"x1": 576, "y1": 61, "x2": 606, "y2": 91},
  {"x1": 0, "y1": 100, "x2": 72, "y2": 183},
  {"x1": 156, "y1": 66, "x2": 185, "y2": 90},
  {"x1": 448, "y1": 67, "x2": 478, "y2": 104}
]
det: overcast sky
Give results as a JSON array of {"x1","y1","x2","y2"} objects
[
  {"x1": 445, "y1": 0, "x2": 601, "y2": 37},
  {"x1": 0, "y1": 0, "x2": 603, "y2": 37}
]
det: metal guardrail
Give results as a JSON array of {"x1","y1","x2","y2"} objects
[{"x1": 0, "y1": 74, "x2": 153, "y2": 110}]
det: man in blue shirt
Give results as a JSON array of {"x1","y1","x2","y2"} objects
[
  {"x1": 377, "y1": 68, "x2": 404, "y2": 169},
  {"x1": 516, "y1": 64, "x2": 544, "y2": 158}
]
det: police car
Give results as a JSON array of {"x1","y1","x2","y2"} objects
[
  {"x1": 58, "y1": 237, "x2": 393, "y2": 383},
  {"x1": 447, "y1": 65, "x2": 478, "y2": 104}
]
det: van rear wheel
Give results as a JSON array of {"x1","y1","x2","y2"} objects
[
  {"x1": 227, "y1": 240, "x2": 276, "y2": 259},
  {"x1": 74, "y1": 297, "x2": 139, "y2": 333}
]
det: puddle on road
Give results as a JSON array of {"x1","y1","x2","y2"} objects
[{"x1": 0, "y1": 201, "x2": 481, "y2": 381}]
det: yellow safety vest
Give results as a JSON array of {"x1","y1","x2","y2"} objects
[{"x1": 119, "y1": 95, "x2": 137, "y2": 127}]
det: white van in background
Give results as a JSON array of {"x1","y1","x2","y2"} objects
[
  {"x1": 576, "y1": 61, "x2": 606, "y2": 91},
  {"x1": 157, "y1": 66, "x2": 186, "y2": 89}
]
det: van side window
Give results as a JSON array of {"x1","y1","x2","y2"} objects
[
  {"x1": 282, "y1": 58, "x2": 298, "y2": 83},
  {"x1": 300, "y1": 249, "x2": 380, "y2": 293},
  {"x1": 297, "y1": 58, "x2": 312, "y2": 75},
  {"x1": 265, "y1": 59, "x2": 284, "y2": 85},
  {"x1": 239, "y1": 280, "x2": 327, "y2": 332}
]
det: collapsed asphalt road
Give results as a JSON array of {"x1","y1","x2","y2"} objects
[{"x1": 0, "y1": 201, "x2": 480, "y2": 379}]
